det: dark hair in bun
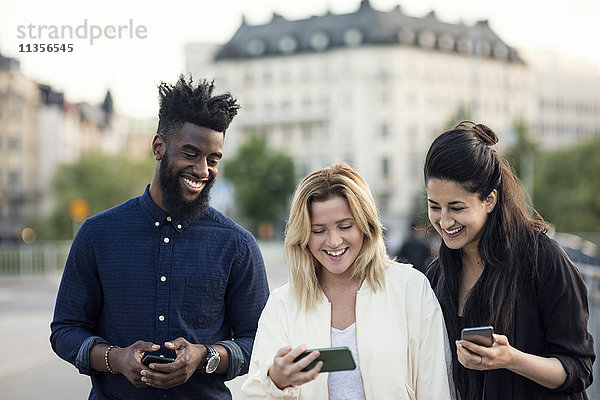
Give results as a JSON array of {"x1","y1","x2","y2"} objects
[{"x1": 424, "y1": 120, "x2": 501, "y2": 198}]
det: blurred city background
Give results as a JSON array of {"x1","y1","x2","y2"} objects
[{"x1": 1, "y1": 0, "x2": 599, "y2": 398}]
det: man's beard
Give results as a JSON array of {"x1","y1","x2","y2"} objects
[{"x1": 159, "y1": 151, "x2": 214, "y2": 220}]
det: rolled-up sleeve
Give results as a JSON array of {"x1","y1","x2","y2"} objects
[
  {"x1": 222, "y1": 234, "x2": 269, "y2": 379},
  {"x1": 75, "y1": 336, "x2": 108, "y2": 375}
]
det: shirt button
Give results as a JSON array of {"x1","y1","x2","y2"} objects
[
  {"x1": 166, "y1": 216, "x2": 172, "y2": 222},
  {"x1": 160, "y1": 276, "x2": 167, "y2": 282},
  {"x1": 163, "y1": 237, "x2": 170, "y2": 243},
  {"x1": 158, "y1": 315, "x2": 165, "y2": 322},
  {"x1": 154, "y1": 221, "x2": 160, "y2": 227},
  {"x1": 177, "y1": 224, "x2": 182, "y2": 229}
]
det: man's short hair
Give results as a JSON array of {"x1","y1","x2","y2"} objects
[{"x1": 157, "y1": 75, "x2": 240, "y2": 139}]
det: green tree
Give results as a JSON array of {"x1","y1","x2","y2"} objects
[
  {"x1": 223, "y1": 135, "x2": 296, "y2": 237},
  {"x1": 504, "y1": 118, "x2": 538, "y2": 199},
  {"x1": 444, "y1": 105, "x2": 471, "y2": 130},
  {"x1": 504, "y1": 119, "x2": 537, "y2": 177},
  {"x1": 533, "y1": 138, "x2": 600, "y2": 233},
  {"x1": 36, "y1": 152, "x2": 154, "y2": 239}
]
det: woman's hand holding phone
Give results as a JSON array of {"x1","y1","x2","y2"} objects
[
  {"x1": 268, "y1": 345, "x2": 323, "y2": 390},
  {"x1": 457, "y1": 331, "x2": 516, "y2": 371}
]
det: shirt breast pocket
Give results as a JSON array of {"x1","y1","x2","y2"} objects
[{"x1": 182, "y1": 276, "x2": 226, "y2": 329}]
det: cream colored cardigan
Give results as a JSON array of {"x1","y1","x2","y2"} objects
[{"x1": 242, "y1": 263, "x2": 454, "y2": 400}]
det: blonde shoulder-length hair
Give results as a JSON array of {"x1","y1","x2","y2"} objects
[{"x1": 284, "y1": 163, "x2": 390, "y2": 310}]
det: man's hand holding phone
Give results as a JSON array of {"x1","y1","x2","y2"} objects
[
  {"x1": 141, "y1": 354, "x2": 175, "y2": 367},
  {"x1": 94, "y1": 341, "x2": 161, "y2": 388},
  {"x1": 140, "y1": 337, "x2": 207, "y2": 389}
]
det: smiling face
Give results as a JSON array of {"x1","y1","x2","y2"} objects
[
  {"x1": 426, "y1": 179, "x2": 497, "y2": 255},
  {"x1": 308, "y1": 196, "x2": 364, "y2": 281},
  {"x1": 154, "y1": 122, "x2": 224, "y2": 219}
]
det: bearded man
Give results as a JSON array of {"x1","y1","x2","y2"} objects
[{"x1": 50, "y1": 76, "x2": 269, "y2": 399}]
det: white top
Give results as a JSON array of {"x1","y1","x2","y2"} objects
[{"x1": 329, "y1": 323, "x2": 366, "y2": 400}]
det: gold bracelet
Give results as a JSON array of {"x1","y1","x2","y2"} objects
[{"x1": 104, "y1": 345, "x2": 119, "y2": 374}]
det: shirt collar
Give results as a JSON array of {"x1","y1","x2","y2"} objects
[
  {"x1": 139, "y1": 185, "x2": 168, "y2": 228},
  {"x1": 138, "y1": 185, "x2": 200, "y2": 231}
]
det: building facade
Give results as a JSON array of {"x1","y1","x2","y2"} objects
[
  {"x1": 186, "y1": 0, "x2": 534, "y2": 239},
  {"x1": 0, "y1": 56, "x2": 40, "y2": 241},
  {"x1": 523, "y1": 50, "x2": 600, "y2": 150},
  {"x1": 0, "y1": 52, "x2": 121, "y2": 241}
]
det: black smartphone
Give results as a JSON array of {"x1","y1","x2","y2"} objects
[
  {"x1": 461, "y1": 326, "x2": 494, "y2": 347},
  {"x1": 141, "y1": 354, "x2": 175, "y2": 367},
  {"x1": 293, "y1": 346, "x2": 356, "y2": 373}
]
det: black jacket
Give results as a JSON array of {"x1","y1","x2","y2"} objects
[{"x1": 427, "y1": 234, "x2": 595, "y2": 399}]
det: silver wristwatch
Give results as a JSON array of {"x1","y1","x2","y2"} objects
[{"x1": 202, "y1": 344, "x2": 220, "y2": 374}]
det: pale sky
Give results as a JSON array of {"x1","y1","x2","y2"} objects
[{"x1": 1, "y1": 0, "x2": 599, "y2": 119}]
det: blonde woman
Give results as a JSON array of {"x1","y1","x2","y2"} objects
[{"x1": 242, "y1": 164, "x2": 453, "y2": 399}]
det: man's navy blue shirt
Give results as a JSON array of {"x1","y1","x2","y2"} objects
[{"x1": 51, "y1": 187, "x2": 269, "y2": 399}]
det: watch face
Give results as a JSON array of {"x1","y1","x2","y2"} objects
[{"x1": 206, "y1": 356, "x2": 219, "y2": 373}]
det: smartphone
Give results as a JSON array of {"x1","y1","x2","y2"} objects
[
  {"x1": 141, "y1": 354, "x2": 175, "y2": 367},
  {"x1": 461, "y1": 326, "x2": 494, "y2": 347},
  {"x1": 293, "y1": 346, "x2": 356, "y2": 373}
]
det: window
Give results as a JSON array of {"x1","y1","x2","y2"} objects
[
  {"x1": 418, "y1": 30, "x2": 435, "y2": 49},
  {"x1": 382, "y1": 158, "x2": 390, "y2": 178},
  {"x1": 278, "y1": 35, "x2": 298, "y2": 54},
  {"x1": 244, "y1": 71, "x2": 255, "y2": 85},
  {"x1": 310, "y1": 32, "x2": 330, "y2": 51},
  {"x1": 438, "y1": 33, "x2": 455, "y2": 51},
  {"x1": 8, "y1": 171, "x2": 21, "y2": 186},
  {"x1": 247, "y1": 39, "x2": 266, "y2": 56},
  {"x1": 493, "y1": 43, "x2": 508, "y2": 59},
  {"x1": 478, "y1": 39, "x2": 491, "y2": 56},
  {"x1": 381, "y1": 123, "x2": 389, "y2": 137},
  {"x1": 280, "y1": 99, "x2": 292, "y2": 110},
  {"x1": 280, "y1": 68, "x2": 292, "y2": 83},
  {"x1": 301, "y1": 96, "x2": 312, "y2": 109},
  {"x1": 380, "y1": 90, "x2": 391, "y2": 104},
  {"x1": 398, "y1": 28, "x2": 415, "y2": 44},
  {"x1": 344, "y1": 154, "x2": 354, "y2": 166},
  {"x1": 282, "y1": 125, "x2": 293, "y2": 138},
  {"x1": 8, "y1": 138, "x2": 21, "y2": 150},
  {"x1": 263, "y1": 101, "x2": 274, "y2": 112},
  {"x1": 263, "y1": 70, "x2": 273, "y2": 84},
  {"x1": 301, "y1": 124, "x2": 312, "y2": 142},
  {"x1": 457, "y1": 37, "x2": 471, "y2": 53},
  {"x1": 343, "y1": 28, "x2": 363, "y2": 46}
]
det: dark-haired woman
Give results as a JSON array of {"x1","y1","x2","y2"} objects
[{"x1": 424, "y1": 121, "x2": 594, "y2": 400}]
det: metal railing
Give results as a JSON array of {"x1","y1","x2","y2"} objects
[
  {"x1": 0, "y1": 243, "x2": 599, "y2": 396},
  {"x1": 0, "y1": 241, "x2": 71, "y2": 275}
]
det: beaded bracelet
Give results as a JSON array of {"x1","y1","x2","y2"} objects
[{"x1": 104, "y1": 345, "x2": 119, "y2": 374}]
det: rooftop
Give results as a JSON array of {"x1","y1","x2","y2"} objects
[{"x1": 215, "y1": 0, "x2": 523, "y2": 63}]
